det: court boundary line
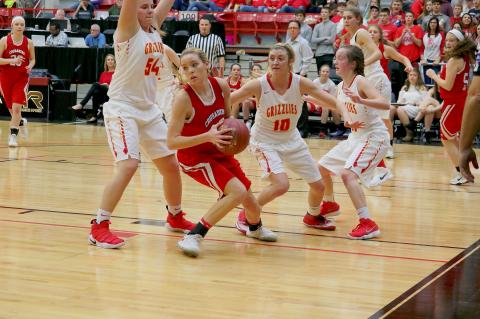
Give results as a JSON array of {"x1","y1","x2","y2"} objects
[
  {"x1": 369, "y1": 239, "x2": 480, "y2": 318},
  {"x1": 0, "y1": 204, "x2": 466, "y2": 250},
  {"x1": 0, "y1": 218, "x2": 449, "y2": 264}
]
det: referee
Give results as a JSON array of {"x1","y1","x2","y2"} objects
[{"x1": 186, "y1": 17, "x2": 226, "y2": 77}]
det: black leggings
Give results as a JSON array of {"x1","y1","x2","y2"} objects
[{"x1": 80, "y1": 82, "x2": 109, "y2": 116}]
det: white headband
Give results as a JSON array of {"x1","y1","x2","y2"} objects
[{"x1": 448, "y1": 29, "x2": 465, "y2": 41}]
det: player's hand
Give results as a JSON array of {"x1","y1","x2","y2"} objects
[
  {"x1": 11, "y1": 56, "x2": 24, "y2": 65},
  {"x1": 426, "y1": 69, "x2": 436, "y2": 79},
  {"x1": 25, "y1": 64, "x2": 32, "y2": 73},
  {"x1": 208, "y1": 121, "x2": 232, "y2": 149},
  {"x1": 459, "y1": 147, "x2": 478, "y2": 183},
  {"x1": 344, "y1": 120, "x2": 365, "y2": 131},
  {"x1": 343, "y1": 87, "x2": 362, "y2": 103}
]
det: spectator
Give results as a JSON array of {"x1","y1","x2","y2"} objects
[
  {"x1": 311, "y1": 7, "x2": 336, "y2": 70},
  {"x1": 414, "y1": 86, "x2": 442, "y2": 143},
  {"x1": 108, "y1": 0, "x2": 122, "y2": 16},
  {"x1": 286, "y1": 20, "x2": 313, "y2": 76},
  {"x1": 421, "y1": 17, "x2": 444, "y2": 86},
  {"x1": 186, "y1": 0, "x2": 227, "y2": 11},
  {"x1": 390, "y1": 68, "x2": 428, "y2": 141},
  {"x1": 440, "y1": 0, "x2": 453, "y2": 17},
  {"x1": 379, "y1": 8, "x2": 398, "y2": 46},
  {"x1": 238, "y1": 0, "x2": 265, "y2": 12},
  {"x1": 45, "y1": 22, "x2": 68, "y2": 47},
  {"x1": 422, "y1": 0, "x2": 450, "y2": 31},
  {"x1": 331, "y1": 2, "x2": 345, "y2": 23},
  {"x1": 451, "y1": 3, "x2": 463, "y2": 26},
  {"x1": 416, "y1": 0, "x2": 432, "y2": 23},
  {"x1": 286, "y1": 20, "x2": 313, "y2": 137},
  {"x1": 73, "y1": 0, "x2": 95, "y2": 20},
  {"x1": 262, "y1": 0, "x2": 283, "y2": 13},
  {"x1": 186, "y1": 17, "x2": 225, "y2": 77},
  {"x1": 394, "y1": 11, "x2": 423, "y2": 65},
  {"x1": 85, "y1": 24, "x2": 106, "y2": 48},
  {"x1": 46, "y1": 9, "x2": 72, "y2": 32},
  {"x1": 367, "y1": 5, "x2": 380, "y2": 25},
  {"x1": 468, "y1": 0, "x2": 480, "y2": 19},
  {"x1": 465, "y1": 0, "x2": 475, "y2": 15},
  {"x1": 390, "y1": 0, "x2": 406, "y2": 26},
  {"x1": 311, "y1": 64, "x2": 340, "y2": 138},
  {"x1": 475, "y1": 24, "x2": 480, "y2": 49},
  {"x1": 461, "y1": 13, "x2": 477, "y2": 40},
  {"x1": 278, "y1": 0, "x2": 310, "y2": 13},
  {"x1": 286, "y1": 10, "x2": 312, "y2": 42},
  {"x1": 72, "y1": 54, "x2": 116, "y2": 123}
]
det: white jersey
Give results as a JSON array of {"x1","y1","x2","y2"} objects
[
  {"x1": 156, "y1": 45, "x2": 175, "y2": 90},
  {"x1": 108, "y1": 28, "x2": 168, "y2": 108},
  {"x1": 350, "y1": 29, "x2": 384, "y2": 77},
  {"x1": 337, "y1": 75, "x2": 387, "y2": 138},
  {"x1": 252, "y1": 73, "x2": 303, "y2": 143}
]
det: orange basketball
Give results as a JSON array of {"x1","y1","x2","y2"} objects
[{"x1": 218, "y1": 118, "x2": 250, "y2": 155}]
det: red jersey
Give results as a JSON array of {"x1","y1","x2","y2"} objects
[
  {"x1": 177, "y1": 77, "x2": 226, "y2": 160},
  {"x1": 439, "y1": 57, "x2": 470, "y2": 101},
  {"x1": 1, "y1": 34, "x2": 29, "y2": 74},
  {"x1": 378, "y1": 42, "x2": 390, "y2": 79},
  {"x1": 98, "y1": 71, "x2": 114, "y2": 85},
  {"x1": 227, "y1": 76, "x2": 242, "y2": 91}
]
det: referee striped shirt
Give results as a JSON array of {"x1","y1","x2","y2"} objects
[{"x1": 185, "y1": 33, "x2": 225, "y2": 68}]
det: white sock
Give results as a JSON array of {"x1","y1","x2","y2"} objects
[
  {"x1": 324, "y1": 195, "x2": 334, "y2": 202},
  {"x1": 96, "y1": 208, "x2": 111, "y2": 223},
  {"x1": 167, "y1": 205, "x2": 182, "y2": 215},
  {"x1": 357, "y1": 207, "x2": 370, "y2": 220},
  {"x1": 308, "y1": 206, "x2": 320, "y2": 216}
]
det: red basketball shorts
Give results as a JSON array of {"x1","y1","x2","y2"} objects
[
  {"x1": 440, "y1": 98, "x2": 465, "y2": 141},
  {"x1": 178, "y1": 153, "x2": 251, "y2": 197},
  {"x1": 0, "y1": 72, "x2": 29, "y2": 109}
]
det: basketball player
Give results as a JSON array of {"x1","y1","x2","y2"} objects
[
  {"x1": 317, "y1": 45, "x2": 390, "y2": 239},
  {"x1": 88, "y1": 0, "x2": 195, "y2": 249},
  {"x1": 459, "y1": 52, "x2": 480, "y2": 182},
  {"x1": 344, "y1": 8, "x2": 394, "y2": 180},
  {"x1": 167, "y1": 48, "x2": 277, "y2": 257},
  {"x1": 0, "y1": 16, "x2": 35, "y2": 147},
  {"x1": 426, "y1": 29, "x2": 476, "y2": 185},
  {"x1": 231, "y1": 43, "x2": 338, "y2": 231}
]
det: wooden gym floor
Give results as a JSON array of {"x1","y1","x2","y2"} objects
[{"x1": 0, "y1": 120, "x2": 479, "y2": 319}]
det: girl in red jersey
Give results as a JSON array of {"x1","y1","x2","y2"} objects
[
  {"x1": 167, "y1": 48, "x2": 277, "y2": 258},
  {"x1": 0, "y1": 16, "x2": 35, "y2": 147},
  {"x1": 226, "y1": 63, "x2": 251, "y2": 123},
  {"x1": 427, "y1": 29, "x2": 476, "y2": 185}
]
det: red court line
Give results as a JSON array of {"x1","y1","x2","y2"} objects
[{"x1": 0, "y1": 219, "x2": 449, "y2": 263}]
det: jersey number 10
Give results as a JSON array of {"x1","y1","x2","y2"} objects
[{"x1": 273, "y1": 118, "x2": 291, "y2": 131}]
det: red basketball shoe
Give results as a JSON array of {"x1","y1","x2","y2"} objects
[
  {"x1": 348, "y1": 218, "x2": 380, "y2": 240},
  {"x1": 166, "y1": 211, "x2": 195, "y2": 233},
  {"x1": 235, "y1": 209, "x2": 248, "y2": 234},
  {"x1": 303, "y1": 213, "x2": 336, "y2": 230},
  {"x1": 89, "y1": 219, "x2": 125, "y2": 249},
  {"x1": 319, "y1": 201, "x2": 340, "y2": 218}
]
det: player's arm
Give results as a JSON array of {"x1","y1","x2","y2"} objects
[
  {"x1": 358, "y1": 29, "x2": 382, "y2": 66},
  {"x1": 230, "y1": 79, "x2": 261, "y2": 106},
  {"x1": 216, "y1": 77, "x2": 232, "y2": 118},
  {"x1": 384, "y1": 45, "x2": 413, "y2": 72},
  {"x1": 164, "y1": 44, "x2": 180, "y2": 68},
  {"x1": 459, "y1": 76, "x2": 480, "y2": 182},
  {"x1": 26, "y1": 39, "x2": 35, "y2": 72},
  {"x1": 115, "y1": 0, "x2": 142, "y2": 43},
  {"x1": 154, "y1": 0, "x2": 175, "y2": 28},
  {"x1": 351, "y1": 77, "x2": 389, "y2": 110},
  {"x1": 427, "y1": 58, "x2": 461, "y2": 91},
  {"x1": 300, "y1": 77, "x2": 337, "y2": 110},
  {"x1": 167, "y1": 90, "x2": 232, "y2": 150}
]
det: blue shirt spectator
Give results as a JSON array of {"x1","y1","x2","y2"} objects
[{"x1": 85, "y1": 24, "x2": 106, "y2": 48}]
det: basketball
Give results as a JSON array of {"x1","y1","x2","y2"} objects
[{"x1": 218, "y1": 118, "x2": 250, "y2": 155}]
